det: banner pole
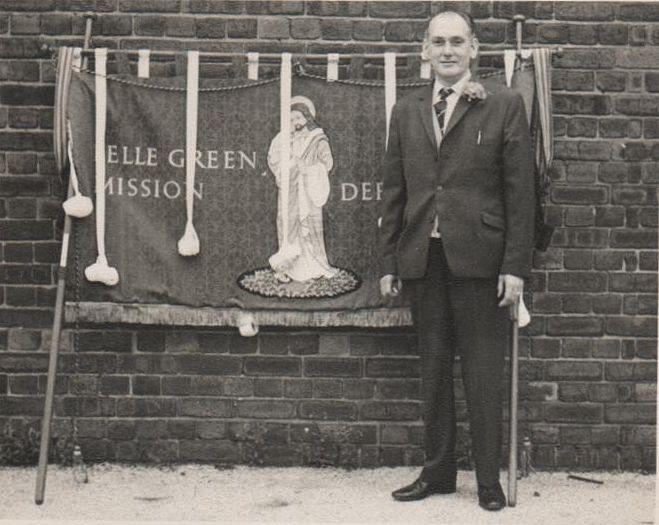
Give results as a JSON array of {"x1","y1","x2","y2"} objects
[
  {"x1": 35, "y1": 13, "x2": 95, "y2": 506},
  {"x1": 507, "y1": 298, "x2": 520, "y2": 507}
]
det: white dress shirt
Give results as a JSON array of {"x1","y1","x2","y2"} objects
[{"x1": 430, "y1": 71, "x2": 471, "y2": 238}]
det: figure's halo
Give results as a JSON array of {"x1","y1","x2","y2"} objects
[{"x1": 237, "y1": 267, "x2": 361, "y2": 299}]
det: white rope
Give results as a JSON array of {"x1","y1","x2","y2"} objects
[
  {"x1": 247, "y1": 52, "x2": 259, "y2": 80},
  {"x1": 84, "y1": 48, "x2": 119, "y2": 286},
  {"x1": 63, "y1": 120, "x2": 93, "y2": 218},
  {"x1": 327, "y1": 53, "x2": 339, "y2": 82},
  {"x1": 178, "y1": 50, "x2": 201, "y2": 256},
  {"x1": 137, "y1": 49, "x2": 150, "y2": 78},
  {"x1": 384, "y1": 52, "x2": 396, "y2": 148}
]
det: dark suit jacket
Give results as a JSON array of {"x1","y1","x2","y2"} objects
[{"x1": 379, "y1": 81, "x2": 536, "y2": 280}]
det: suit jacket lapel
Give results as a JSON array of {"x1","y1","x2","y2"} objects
[
  {"x1": 417, "y1": 87, "x2": 437, "y2": 156},
  {"x1": 443, "y1": 96, "x2": 472, "y2": 138}
]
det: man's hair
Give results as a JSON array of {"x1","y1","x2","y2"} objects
[{"x1": 426, "y1": 9, "x2": 477, "y2": 39}]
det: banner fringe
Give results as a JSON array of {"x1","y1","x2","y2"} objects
[{"x1": 65, "y1": 302, "x2": 413, "y2": 328}]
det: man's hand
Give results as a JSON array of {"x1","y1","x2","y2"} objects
[
  {"x1": 497, "y1": 274, "x2": 523, "y2": 307},
  {"x1": 380, "y1": 274, "x2": 401, "y2": 298}
]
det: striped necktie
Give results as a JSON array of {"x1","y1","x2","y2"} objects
[{"x1": 433, "y1": 87, "x2": 454, "y2": 132}]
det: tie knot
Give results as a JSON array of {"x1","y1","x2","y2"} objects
[{"x1": 438, "y1": 87, "x2": 453, "y2": 100}]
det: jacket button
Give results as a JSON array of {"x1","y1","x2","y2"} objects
[{"x1": 437, "y1": 185, "x2": 444, "y2": 191}]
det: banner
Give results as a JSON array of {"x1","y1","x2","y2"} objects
[{"x1": 65, "y1": 56, "x2": 549, "y2": 327}]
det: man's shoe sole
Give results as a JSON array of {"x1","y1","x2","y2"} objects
[{"x1": 392, "y1": 487, "x2": 456, "y2": 502}]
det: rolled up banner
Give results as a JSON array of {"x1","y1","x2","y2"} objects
[
  {"x1": 384, "y1": 52, "x2": 396, "y2": 148},
  {"x1": 137, "y1": 49, "x2": 150, "y2": 78},
  {"x1": 327, "y1": 53, "x2": 339, "y2": 82},
  {"x1": 247, "y1": 52, "x2": 259, "y2": 80}
]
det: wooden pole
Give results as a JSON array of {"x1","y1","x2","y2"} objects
[
  {"x1": 35, "y1": 13, "x2": 95, "y2": 506},
  {"x1": 507, "y1": 299, "x2": 520, "y2": 507}
]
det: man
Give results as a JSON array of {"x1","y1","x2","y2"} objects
[
  {"x1": 268, "y1": 95, "x2": 338, "y2": 283},
  {"x1": 379, "y1": 11, "x2": 535, "y2": 511}
]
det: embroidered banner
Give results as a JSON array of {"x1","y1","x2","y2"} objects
[{"x1": 65, "y1": 59, "x2": 547, "y2": 327}]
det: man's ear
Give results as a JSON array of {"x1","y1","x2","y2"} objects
[{"x1": 469, "y1": 37, "x2": 479, "y2": 60}]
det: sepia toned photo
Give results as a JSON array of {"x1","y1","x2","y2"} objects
[{"x1": 0, "y1": 1, "x2": 655, "y2": 524}]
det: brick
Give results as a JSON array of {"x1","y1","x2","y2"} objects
[
  {"x1": 619, "y1": 2, "x2": 659, "y2": 21},
  {"x1": 258, "y1": 18, "x2": 289, "y2": 39},
  {"x1": 621, "y1": 426, "x2": 656, "y2": 446},
  {"x1": 547, "y1": 317, "x2": 603, "y2": 336},
  {"x1": 283, "y1": 378, "x2": 312, "y2": 398},
  {"x1": 606, "y1": 362, "x2": 656, "y2": 382},
  {"x1": 0, "y1": 132, "x2": 52, "y2": 151},
  {"x1": 115, "y1": 354, "x2": 174, "y2": 375},
  {"x1": 164, "y1": 16, "x2": 196, "y2": 37},
  {"x1": 615, "y1": 48, "x2": 659, "y2": 69},
  {"x1": 566, "y1": 118, "x2": 597, "y2": 140},
  {"x1": 227, "y1": 18, "x2": 257, "y2": 39},
  {"x1": 638, "y1": 252, "x2": 657, "y2": 272},
  {"x1": 11, "y1": 14, "x2": 40, "y2": 35},
  {"x1": 598, "y1": 24, "x2": 628, "y2": 45},
  {"x1": 223, "y1": 376, "x2": 253, "y2": 396},
  {"x1": 227, "y1": 333, "x2": 257, "y2": 354},
  {"x1": 185, "y1": 0, "x2": 245, "y2": 14},
  {"x1": 135, "y1": 15, "x2": 165, "y2": 36},
  {"x1": 555, "y1": 2, "x2": 614, "y2": 21},
  {"x1": 78, "y1": 331, "x2": 132, "y2": 353},
  {"x1": 365, "y1": 358, "x2": 418, "y2": 378},
  {"x1": 531, "y1": 424, "x2": 559, "y2": 444},
  {"x1": 179, "y1": 398, "x2": 233, "y2": 417},
  {"x1": 360, "y1": 401, "x2": 419, "y2": 421},
  {"x1": 544, "y1": 403, "x2": 602, "y2": 423},
  {"x1": 546, "y1": 361, "x2": 601, "y2": 381},
  {"x1": 553, "y1": 94, "x2": 611, "y2": 115},
  {"x1": 377, "y1": 379, "x2": 420, "y2": 399},
  {"x1": 551, "y1": 70, "x2": 592, "y2": 92},
  {"x1": 562, "y1": 339, "x2": 592, "y2": 358},
  {"x1": 243, "y1": 356, "x2": 300, "y2": 376},
  {"x1": 610, "y1": 230, "x2": 657, "y2": 249},
  {"x1": 179, "y1": 439, "x2": 240, "y2": 462},
  {"x1": 137, "y1": 331, "x2": 165, "y2": 352},
  {"x1": 564, "y1": 207, "x2": 594, "y2": 226},
  {"x1": 132, "y1": 375, "x2": 161, "y2": 395},
  {"x1": 537, "y1": 23, "x2": 568, "y2": 44},
  {"x1": 6, "y1": 286, "x2": 35, "y2": 306},
  {"x1": 0, "y1": 85, "x2": 54, "y2": 106},
  {"x1": 313, "y1": 378, "x2": 342, "y2": 398},
  {"x1": 605, "y1": 404, "x2": 655, "y2": 424},
  {"x1": 599, "y1": 118, "x2": 635, "y2": 138},
  {"x1": 161, "y1": 376, "x2": 191, "y2": 395},
  {"x1": 175, "y1": 355, "x2": 241, "y2": 375},
  {"x1": 8, "y1": 106, "x2": 39, "y2": 129},
  {"x1": 560, "y1": 426, "x2": 591, "y2": 444},
  {"x1": 368, "y1": 1, "x2": 429, "y2": 18},
  {"x1": 196, "y1": 17, "x2": 225, "y2": 38},
  {"x1": 0, "y1": 219, "x2": 53, "y2": 240},
  {"x1": 635, "y1": 383, "x2": 656, "y2": 402},
  {"x1": 198, "y1": 332, "x2": 228, "y2": 353},
  {"x1": 551, "y1": 186, "x2": 607, "y2": 205},
  {"x1": 321, "y1": 19, "x2": 353, "y2": 40},
  {"x1": 285, "y1": 17, "x2": 318, "y2": 39},
  {"x1": 592, "y1": 294, "x2": 622, "y2": 315},
  {"x1": 304, "y1": 357, "x2": 360, "y2": 377},
  {"x1": 531, "y1": 338, "x2": 560, "y2": 358},
  {"x1": 318, "y1": 335, "x2": 348, "y2": 356},
  {"x1": 0, "y1": 61, "x2": 39, "y2": 82},
  {"x1": 41, "y1": 13, "x2": 72, "y2": 35},
  {"x1": 548, "y1": 272, "x2": 606, "y2": 292},
  {"x1": 4, "y1": 242, "x2": 33, "y2": 262},
  {"x1": 191, "y1": 376, "x2": 225, "y2": 395},
  {"x1": 307, "y1": 1, "x2": 366, "y2": 16},
  {"x1": 588, "y1": 383, "x2": 618, "y2": 403},
  {"x1": 607, "y1": 316, "x2": 656, "y2": 337},
  {"x1": 353, "y1": 20, "x2": 383, "y2": 41},
  {"x1": 119, "y1": 0, "x2": 180, "y2": 11},
  {"x1": 563, "y1": 249, "x2": 592, "y2": 270},
  {"x1": 646, "y1": 72, "x2": 659, "y2": 92},
  {"x1": 254, "y1": 377, "x2": 283, "y2": 397},
  {"x1": 645, "y1": 119, "x2": 659, "y2": 139},
  {"x1": 196, "y1": 420, "x2": 228, "y2": 439},
  {"x1": 299, "y1": 400, "x2": 356, "y2": 420},
  {"x1": 610, "y1": 273, "x2": 657, "y2": 293},
  {"x1": 596, "y1": 71, "x2": 627, "y2": 92},
  {"x1": 99, "y1": 375, "x2": 130, "y2": 395},
  {"x1": 568, "y1": 24, "x2": 596, "y2": 45},
  {"x1": 343, "y1": 379, "x2": 375, "y2": 399}
]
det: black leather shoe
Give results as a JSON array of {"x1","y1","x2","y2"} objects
[
  {"x1": 392, "y1": 478, "x2": 456, "y2": 502},
  {"x1": 477, "y1": 482, "x2": 506, "y2": 511}
]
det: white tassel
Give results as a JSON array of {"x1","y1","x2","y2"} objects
[
  {"x1": 63, "y1": 120, "x2": 93, "y2": 218},
  {"x1": 518, "y1": 295, "x2": 531, "y2": 328},
  {"x1": 237, "y1": 310, "x2": 258, "y2": 337},
  {"x1": 84, "y1": 254, "x2": 119, "y2": 286},
  {"x1": 178, "y1": 50, "x2": 201, "y2": 257},
  {"x1": 177, "y1": 220, "x2": 200, "y2": 256},
  {"x1": 504, "y1": 49, "x2": 516, "y2": 88}
]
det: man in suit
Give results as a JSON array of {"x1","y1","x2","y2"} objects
[{"x1": 379, "y1": 10, "x2": 535, "y2": 511}]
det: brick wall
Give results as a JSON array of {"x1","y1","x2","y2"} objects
[{"x1": 0, "y1": 0, "x2": 656, "y2": 470}]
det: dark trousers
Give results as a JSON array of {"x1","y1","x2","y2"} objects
[{"x1": 407, "y1": 239, "x2": 508, "y2": 487}]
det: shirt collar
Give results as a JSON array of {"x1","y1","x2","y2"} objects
[{"x1": 433, "y1": 71, "x2": 472, "y2": 102}]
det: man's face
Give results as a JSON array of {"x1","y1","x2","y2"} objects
[
  {"x1": 291, "y1": 110, "x2": 307, "y2": 133},
  {"x1": 423, "y1": 13, "x2": 478, "y2": 84}
]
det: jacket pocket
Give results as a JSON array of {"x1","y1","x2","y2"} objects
[{"x1": 481, "y1": 211, "x2": 505, "y2": 230}]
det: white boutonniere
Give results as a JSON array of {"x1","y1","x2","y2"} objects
[{"x1": 463, "y1": 81, "x2": 487, "y2": 102}]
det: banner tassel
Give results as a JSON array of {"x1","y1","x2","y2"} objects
[
  {"x1": 62, "y1": 120, "x2": 93, "y2": 218},
  {"x1": 84, "y1": 48, "x2": 119, "y2": 287},
  {"x1": 178, "y1": 50, "x2": 201, "y2": 257}
]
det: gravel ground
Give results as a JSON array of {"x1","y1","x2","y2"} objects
[{"x1": 0, "y1": 465, "x2": 655, "y2": 525}]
